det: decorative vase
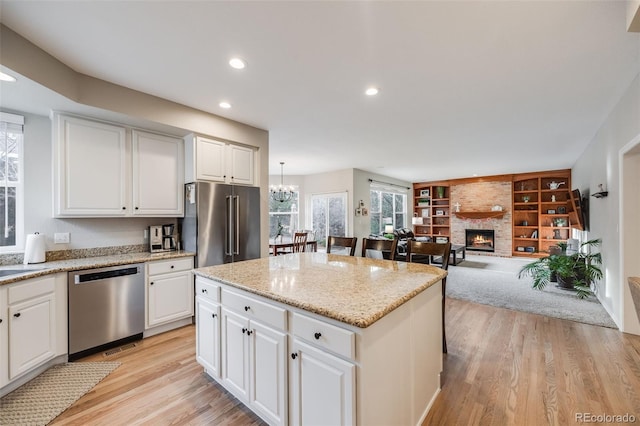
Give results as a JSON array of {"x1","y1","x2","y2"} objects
[{"x1": 436, "y1": 186, "x2": 445, "y2": 198}]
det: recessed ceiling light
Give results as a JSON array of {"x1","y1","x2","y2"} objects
[
  {"x1": 229, "y1": 58, "x2": 246, "y2": 69},
  {"x1": 0, "y1": 72, "x2": 16, "y2": 82},
  {"x1": 365, "y1": 87, "x2": 379, "y2": 96},
  {"x1": 219, "y1": 102, "x2": 231, "y2": 109}
]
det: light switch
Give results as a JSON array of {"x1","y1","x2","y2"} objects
[{"x1": 54, "y1": 232, "x2": 70, "y2": 244}]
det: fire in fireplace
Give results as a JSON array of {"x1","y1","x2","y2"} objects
[{"x1": 465, "y1": 229, "x2": 495, "y2": 252}]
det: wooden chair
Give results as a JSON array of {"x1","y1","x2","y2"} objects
[
  {"x1": 361, "y1": 238, "x2": 398, "y2": 261},
  {"x1": 326, "y1": 236, "x2": 357, "y2": 256},
  {"x1": 292, "y1": 232, "x2": 308, "y2": 253},
  {"x1": 406, "y1": 240, "x2": 452, "y2": 353}
]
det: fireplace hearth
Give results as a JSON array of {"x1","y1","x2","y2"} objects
[{"x1": 465, "y1": 229, "x2": 495, "y2": 252}]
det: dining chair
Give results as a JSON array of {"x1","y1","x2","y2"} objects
[
  {"x1": 361, "y1": 238, "x2": 398, "y2": 261},
  {"x1": 292, "y1": 232, "x2": 308, "y2": 253},
  {"x1": 406, "y1": 240, "x2": 452, "y2": 353},
  {"x1": 326, "y1": 236, "x2": 357, "y2": 256}
]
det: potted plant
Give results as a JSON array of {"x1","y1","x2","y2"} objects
[{"x1": 518, "y1": 239, "x2": 603, "y2": 299}]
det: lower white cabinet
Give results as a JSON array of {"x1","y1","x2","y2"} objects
[
  {"x1": 220, "y1": 307, "x2": 288, "y2": 426},
  {"x1": 0, "y1": 274, "x2": 67, "y2": 393},
  {"x1": 289, "y1": 338, "x2": 355, "y2": 426},
  {"x1": 195, "y1": 297, "x2": 220, "y2": 378},
  {"x1": 146, "y1": 258, "x2": 194, "y2": 329}
]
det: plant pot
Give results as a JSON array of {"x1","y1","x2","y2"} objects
[
  {"x1": 436, "y1": 186, "x2": 445, "y2": 198},
  {"x1": 556, "y1": 275, "x2": 577, "y2": 290}
]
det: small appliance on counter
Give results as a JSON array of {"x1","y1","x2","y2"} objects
[{"x1": 149, "y1": 224, "x2": 177, "y2": 253}]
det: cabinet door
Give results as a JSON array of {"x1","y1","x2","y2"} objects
[
  {"x1": 132, "y1": 130, "x2": 184, "y2": 216},
  {"x1": 147, "y1": 271, "x2": 194, "y2": 328},
  {"x1": 221, "y1": 308, "x2": 250, "y2": 401},
  {"x1": 54, "y1": 114, "x2": 128, "y2": 216},
  {"x1": 227, "y1": 144, "x2": 255, "y2": 186},
  {"x1": 196, "y1": 297, "x2": 220, "y2": 378},
  {"x1": 196, "y1": 137, "x2": 226, "y2": 182},
  {"x1": 8, "y1": 294, "x2": 56, "y2": 380},
  {"x1": 290, "y1": 338, "x2": 355, "y2": 426},
  {"x1": 249, "y1": 321, "x2": 287, "y2": 426}
]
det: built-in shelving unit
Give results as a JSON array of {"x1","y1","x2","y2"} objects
[
  {"x1": 453, "y1": 211, "x2": 506, "y2": 220},
  {"x1": 512, "y1": 170, "x2": 577, "y2": 257},
  {"x1": 412, "y1": 183, "x2": 450, "y2": 241}
]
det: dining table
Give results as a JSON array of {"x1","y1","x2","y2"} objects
[{"x1": 269, "y1": 238, "x2": 318, "y2": 256}]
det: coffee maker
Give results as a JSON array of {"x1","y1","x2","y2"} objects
[{"x1": 149, "y1": 224, "x2": 177, "y2": 252}]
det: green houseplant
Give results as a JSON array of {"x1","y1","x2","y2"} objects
[{"x1": 518, "y1": 239, "x2": 603, "y2": 299}]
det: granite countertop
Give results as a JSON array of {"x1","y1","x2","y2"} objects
[
  {"x1": 193, "y1": 252, "x2": 447, "y2": 328},
  {"x1": 0, "y1": 251, "x2": 195, "y2": 286}
]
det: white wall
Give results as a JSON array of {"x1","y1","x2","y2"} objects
[
  {"x1": 21, "y1": 111, "x2": 175, "y2": 251},
  {"x1": 572, "y1": 72, "x2": 640, "y2": 334}
]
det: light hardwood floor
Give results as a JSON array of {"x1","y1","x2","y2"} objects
[{"x1": 52, "y1": 298, "x2": 640, "y2": 426}]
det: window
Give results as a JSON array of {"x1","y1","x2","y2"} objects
[
  {"x1": 370, "y1": 187, "x2": 407, "y2": 235},
  {"x1": 269, "y1": 192, "x2": 299, "y2": 239},
  {"x1": 0, "y1": 112, "x2": 24, "y2": 251},
  {"x1": 310, "y1": 192, "x2": 347, "y2": 250}
]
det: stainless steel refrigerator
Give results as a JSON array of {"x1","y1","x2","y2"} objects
[{"x1": 180, "y1": 182, "x2": 261, "y2": 268}]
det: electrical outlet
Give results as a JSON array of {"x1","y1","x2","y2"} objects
[{"x1": 54, "y1": 232, "x2": 70, "y2": 244}]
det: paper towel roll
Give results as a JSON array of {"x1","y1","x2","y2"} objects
[{"x1": 24, "y1": 232, "x2": 46, "y2": 264}]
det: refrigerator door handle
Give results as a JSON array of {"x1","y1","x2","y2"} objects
[
  {"x1": 225, "y1": 195, "x2": 233, "y2": 256},
  {"x1": 234, "y1": 195, "x2": 240, "y2": 255}
]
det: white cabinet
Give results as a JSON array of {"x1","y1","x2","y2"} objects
[
  {"x1": 53, "y1": 113, "x2": 184, "y2": 217},
  {"x1": 132, "y1": 130, "x2": 184, "y2": 216},
  {"x1": 53, "y1": 114, "x2": 128, "y2": 216},
  {"x1": 185, "y1": 134, "x2": 256, "y2": 186},
  {"x1": 289, "y1": 338, "x2": 355, "y2": 426},
  {"x1": 220, "y1": 307, "x2": 287, "y2": 426},
  {"x1": 196, "y1": 277, "x2": 221, "y2": 378},
  {"x1": 197, "y1": 286, "x2": 287, "y2": 426},
  {"x1": 3, "y1": 275, "x2": 67, "y2": 383},
  {"x1": 146, "y1": 258, "x2": 194, "y2": 329}
]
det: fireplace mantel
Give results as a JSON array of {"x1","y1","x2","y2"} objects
[{"x1": 454, "y1": 211, "x2": 506, "y2": 220}]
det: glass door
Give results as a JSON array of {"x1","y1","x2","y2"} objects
[{"x1": 310, "y1": 192, "x2": 347, "y2": 250}]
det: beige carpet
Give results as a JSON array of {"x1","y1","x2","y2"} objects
[{"x1": 0, "y1": 361, "x2": 120, "y2": 426}]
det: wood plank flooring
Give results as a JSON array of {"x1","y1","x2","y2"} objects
[{"x1": 51, "y1": 298, "x2": 640, "y2": 426}]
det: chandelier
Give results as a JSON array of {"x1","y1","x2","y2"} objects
[{"x1": 270, "y1": 162, "x2": 295, "y2": 203}]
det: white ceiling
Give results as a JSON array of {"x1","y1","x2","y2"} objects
[{"x1": 1, "y1": 1, "x2": 639, "y2": 182}]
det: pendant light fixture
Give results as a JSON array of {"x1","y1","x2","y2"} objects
[{"x1": 270, "y1": 162, "x2": 294, "y2": 203}]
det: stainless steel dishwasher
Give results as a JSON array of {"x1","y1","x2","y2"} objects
[{"x1": 68, "y1": 264, "x2": 145, "y2": 360}]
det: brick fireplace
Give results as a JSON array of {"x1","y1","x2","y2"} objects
[{"x1": 450, "y1": 181, "x2": 512, "y2": 256}]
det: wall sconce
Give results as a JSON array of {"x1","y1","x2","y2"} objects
[{"x1": 592, "y1": 184, "x2": 609, "y2": 198}]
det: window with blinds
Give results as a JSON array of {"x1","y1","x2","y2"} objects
[{"x1": 0, "y1": 112, "x2": 24, "y2": 251}]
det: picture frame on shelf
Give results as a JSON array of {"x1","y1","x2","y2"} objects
[
  {"x1": 547, "y1": 209, "x2": 556, "y2": 214},
  {"x1": 435, "y1": 210, "x2": 445, "y2": 216},
  {"x1": 421, "y1": 208, "x2": 429, "y2": 217},
  {"x1": 435, "y1": 237, "x2": 448, "y2": 243},
  {"x1": 557, "y1": 206, "x2": 566, "y2": 214},
  {"x1": 419, "y1": 189, "x2": 430, "y2": 197}
]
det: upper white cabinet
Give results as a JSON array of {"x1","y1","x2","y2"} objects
[
  {"x1": 53, "y1": 114, "x2": 128, "y2": 216},
  {"x1": 53, "y1": 113, "x2": 184, "y2": 217},
  {"x1": 185, "y1": 134, "x2": 256, "y2": 186},
  {"x1": 132, "y1": 130, "x2": 184, "y2": 216}
]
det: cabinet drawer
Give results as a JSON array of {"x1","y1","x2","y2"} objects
[
  {"x1": 148, "y1": 257, "x2": 193, "y2": 275},
  {"x1": 195, "y1": 277, "x2": 220, "y2": 303},
  {"x1": 221, "y1": 288, "x2": 286, "y2": 331},
  {"x1": 8, "y1": 276, "x2": 56, "y2": 305},
  {"x1": 291, "y1": 312, "x2": 355, "y2": 360}
]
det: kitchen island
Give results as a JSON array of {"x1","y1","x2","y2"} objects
[{"x1": 193, "y1": 252, "x2": 447, "y2": 426}]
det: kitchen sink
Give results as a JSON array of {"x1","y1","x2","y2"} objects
[{"x1": 0, "y1": 267, "x2": 46, "y2": 278}]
